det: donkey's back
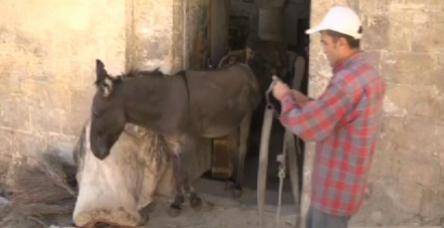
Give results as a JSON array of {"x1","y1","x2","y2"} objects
[{"x1": 185, "y1": 64, "x2": 260, "y2": 137}]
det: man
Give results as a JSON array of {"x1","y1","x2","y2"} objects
[{"x1": 272, "y1": 6, "x2": 385, "y2": 228}]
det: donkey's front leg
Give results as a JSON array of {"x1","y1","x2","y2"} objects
[
  {"x1": 173, "y1": 162, "x2": 203, "y2": 211},
  {"x1": 168, "y1": 154, "x2": 186, "y2": 217},
  {"x1": 180, "y1": 139, "x2": 203, "y2": 210}
]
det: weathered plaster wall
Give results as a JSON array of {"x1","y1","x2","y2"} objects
[
  {"x1": 127, "y1": 0, "x2": 208, "y2": 72},
  {"x1": 127, "y1": 0, "x2": 181, "y2": 73},
  {"x1": 185, "y1": 0, "x2": 210, "y2": 69},
  {"x1": 305, "y1": 0, "x2": 444, "y2": 226},
  {"x1": 0, "y1": 0, "x2": 126, "y2": 188},
  {"x1": 0, "y1": 0, "x2": 210, "y2": 191}
]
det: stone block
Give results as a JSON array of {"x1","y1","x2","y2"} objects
[
  {"x1": 307, "y1": 46, "x2": 332, "y2": 98},
  {"x1": 0, "y1": 130, "x2": 13, "y2": 188},
  {"x1": 10, "y1": 133, "x2": 46, "y2": 158},
  {"x1": 412, "y1": 11, "x2": 444, "y2": 52},
  {"x1": 352, "y1": 179, "x2": 422, "y2": 226},
  {"x1": 362, "y1": 51, "x2": 381, "y2": 71},
  {"x1": 382, "y1": 116, "x2": 444, "y2": 155},
  {"x1": 397, "y1": 148, "x2": 440, "y2": 188},
  {"x1": 384, "y1": 84, "x2": 444, "y2": 121},
  {"x1": 373, "y1": 116, "x2": 443, "y2": 189},
  {"x1": 369, "y1": 118, "x2": 401, "y2": 180},
  {"x1": 402, "y1": 117, "x2": 444, "y2": 156},
  {"x1": 362, "y1": 15, "x2": 389, "y2": 51},
  {"x1": 29, "y1": 106, "x2": 64, "y2": 134},
  {"x1": 393, "y1": 0, "x2": 444, "y2": 12},
  {"x1": 384, "y1": 10, "x2": 414, "y2": 51},
  {"x1": 65, "y1": 88, "x2": 95, "y2": 136},
  {"x1": 438, "y1": 52, "x2": 444, "y2": 65},
  {"x1": 431, "y1": 66, "x2": 444, "y2": 92},
  {"x1": 384, "y1": 180, "x2": 423, "y2": 218},
  {"x1": 0, "y1": 130, "x2": 12, "y2": 157},
  {"x1": 380, "y1": 52, "x2": 438, "y2": 85},
  {"x1": 20, "y1": 81, "x2": 72, "y2": 111},
  {"x1": 420, "y1": 188, "x2": 444, "y2": 223},
  {"x1": 0, "y1": 96, "x2": 31, "y2": 131},
  {"x1": 359, "y1": 0, "x2": 391, "y2": 15},
  {"x1": 369, "y1": 127, "x2": 400, "y2": 179}
]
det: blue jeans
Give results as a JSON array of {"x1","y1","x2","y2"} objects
[{"x1": 306, "y1": 207, "x2": 350, "y2": 228}]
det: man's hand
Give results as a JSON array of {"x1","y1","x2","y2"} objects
[
  {"x1": 291, "y1": 90, "x2": 311, "y2": 107},
  {"x1": 272, "y1": 80, "x2": 291, "y2": 101}
]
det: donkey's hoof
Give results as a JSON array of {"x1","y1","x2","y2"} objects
[
  {"x1": 224, "y1": 181, "x2": 234, "y2": 191},
  {"x1": 205, "y1": 200, "x2": 215, "y2": 210},
  {"x1": 138, "y1": 215, "x2": 149, "y2": 226},
  {"x1": 190, "y1": 196, "x2": 203, "y2": 210},
  {"x1": 168, "y1": 205, "x2": 182, "y2": 217},
  {"x1": 138, "y1": 205, "x2": 151, "y2": 225},
  {"x1": 231, "y1": 187, "x2": 243, "y2": 198}
]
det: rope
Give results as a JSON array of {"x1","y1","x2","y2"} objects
[{"x1": 275, "y1": 135, "x2": 287, "y2": 228}]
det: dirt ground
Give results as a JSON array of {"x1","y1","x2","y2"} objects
[
  {"x1": 0, "y1": 179, "x2": 298, "y2": 228},
  {"x1": 143, "y1": 193, "x2": 297, "y2": 228},
  {"x1": 1, "y1": 179, "x2": 442, "y2": 228},
  {"x1": 1, "y1": 192, "x2": 442, "y2": 228}
]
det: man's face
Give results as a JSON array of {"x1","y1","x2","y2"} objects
[{"x1": 320, "y1": 32, "x2": 340, "y2": 67}]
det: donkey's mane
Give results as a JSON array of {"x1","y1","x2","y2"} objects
[{"x1": 117, "y1": 69, "x2": 186, "y2": 80}]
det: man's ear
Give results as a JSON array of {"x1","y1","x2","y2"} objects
[
  {"x1": 246, "y1": 47, "x2": 254, "y2": 61},
  {"x1": 337, "y1": 37, "x2": 348, "y2": 49}
]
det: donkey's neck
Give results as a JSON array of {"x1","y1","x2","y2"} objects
[{"x1": 117, "y1": 75, "x2": 189, "y2": 132}]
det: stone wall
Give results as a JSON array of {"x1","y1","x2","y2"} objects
[
  {"x1": 0, "y1": 0, "x2": 127, "y2": 188},
  {"x1": 305, "y1": 0, "x2": 444, "y2": 226}
]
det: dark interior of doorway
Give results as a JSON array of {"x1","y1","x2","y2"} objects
[{"x1": 203, "y1": 0, "x2": 311, "y2": 206}]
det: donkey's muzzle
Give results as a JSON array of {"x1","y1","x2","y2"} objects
[{"x1": 91, "y1": 139, "x2": 111, "y2": 160}]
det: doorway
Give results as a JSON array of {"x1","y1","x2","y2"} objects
[{"x1": 203, "y1": 0, "x2": 311, "y2": 206}]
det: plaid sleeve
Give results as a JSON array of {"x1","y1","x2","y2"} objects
[{"x1": 279, "y1": 82, "x2": 357, "y2": 141}]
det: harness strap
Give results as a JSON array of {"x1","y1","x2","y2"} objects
[
  {"x1": 257, "y1": 105, "x2": 274, "y2": 228},
  {"x1": 257, "y1": 77, "x2": 283, "y2": 228},
  {"x1": 180, "y1": 71, "x2": 191, "y2": 112}
]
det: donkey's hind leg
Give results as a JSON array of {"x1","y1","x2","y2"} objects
[
  {"x1": 183, "y1": 182, "x2": 202, "y2": 210},
  {"x1": 229, "y1": 112, "x2": 252, "y2": 198}
]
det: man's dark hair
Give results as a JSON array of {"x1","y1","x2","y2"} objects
[{"x1": 324, "y1": 29, "x2": 362, "y2": 49}]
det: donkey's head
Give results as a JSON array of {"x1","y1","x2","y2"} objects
[
  {"x1": 246, "y1": 40, "x2": 289, "y2": 93},
  {"x1": 89, "y1": 59, "x2": 126, "y2": 160}
]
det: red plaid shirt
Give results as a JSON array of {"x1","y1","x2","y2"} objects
[{"x1": 280, "y1": 52, "x2": 385, "y2": 216}]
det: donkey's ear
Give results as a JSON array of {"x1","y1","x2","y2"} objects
[
  {"x1": 246, "y1": 47, "x2": 254, "y2": 60},
  {"x1": 96, "y1": 59, "x2": 108, "y2": 82},
  {"x1": 95, "y1": 59, "x2": 113, "y2": 97}
]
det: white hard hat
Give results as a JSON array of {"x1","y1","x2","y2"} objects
[{"x1": 306, "y1": 6, "x2": 362, "y2": 39}]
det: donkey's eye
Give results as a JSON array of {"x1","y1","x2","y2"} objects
[{"x1": 92, "y1": 110, "x2": 100, "y2": 117}]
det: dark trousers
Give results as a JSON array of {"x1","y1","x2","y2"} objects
[{"x1": 306, "y1": 207, "x2": 350, "y2": 228}]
